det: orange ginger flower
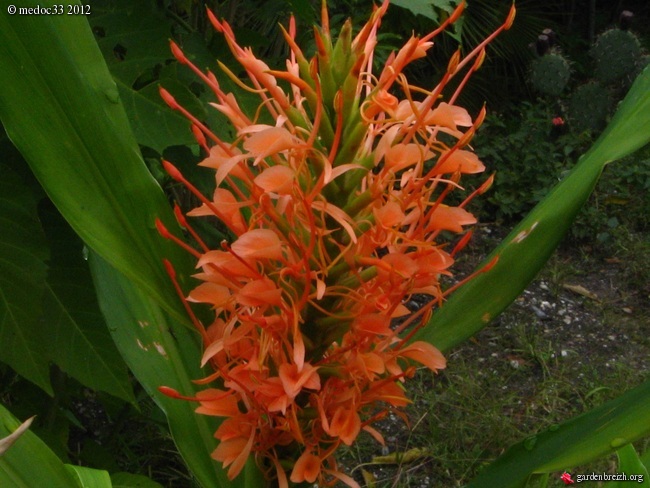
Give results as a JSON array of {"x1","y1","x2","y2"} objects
[{"x1": 158, "y1": 1, "x2": 514, "y2": 486}]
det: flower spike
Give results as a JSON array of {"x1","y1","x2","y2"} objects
[{"x1": 158, "y1": 1, "x2": 513, "y2": 485}]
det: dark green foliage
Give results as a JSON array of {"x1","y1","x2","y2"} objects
[
  {"x1": 572, "y1": 147, "x2": 650, "y2": 243},
  {"x1": 529, "y1": 53, "x2": 571, "y2": 96},
  {"x1": 567, "y1": 82, "x2": 611, "y2": 133},
  {"x1": 473, "y1": 101, "x2": 574, "y2": 221},
  {"x1": 525, "y1": 17, "x2": 647, "y2": 139},
  {"x1": 474, "y1": 97, "x2": 650, "y2": 246},
  {"x1": 591, "y1": 29, "x2": 643, "y2": 86},
  {"x1": 492, "y1": 14, "x2": 649, "y2": 239}
]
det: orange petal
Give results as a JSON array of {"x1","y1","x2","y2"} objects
[
  {"x1": 279, "y1": 362, "x2": 320, "y2": 399},
  {"x1": 399, "y1": 341, "x2": 447, "y2": 372},
  {"x1": 254, "y1": 165, "x2": 295, "y2": 194},
  {"x1": 187, "y1": 282, "x2": 231, "y2": 308},
  {"x1": 365, "y1": 381, "x2": 410, "y2": 407},
  {"x1": 363, "y1": 425, "x2": 385, "y2": 445},
  {"x1": 379, "y1": 253, "x2": 419, "y2": 279},
  {"x1": 195, "y1": 389, "x2": 240, "y2": 417},
  {"x1": 237, "y1": 277, "x2": 283, "y2": 306},
  {"x1": 290, "y1": 451, "x2": 321, "y2": 484},
  {"x1": 323, "y1": 468, "x2": 361, "y2": 488},
  {"x1": 213, "y1": 431, "x2": 254, "y2": 480},
  {"x1": 385, "y1": 143, "x2": 424, "y2": 172},
  {"x1": 433, "y1": 149, "x2": 485, "y2": 175},
  {"x1": 231, "y1": 229, "x2": 284, "y2": 260},
  {"x1": 374, "y1": 201, "x2": 405, "y2": 227},
  {"x1": 311, "y1": 200, "x2": 357, "y2": 243},
  {"x1": 243, "y1": 126, "x2": 300, "y2": 162},
  {"x1": 198, "y1": 145, "x2": 247, "y2": 182},
  {"x1": 201, "y1": 339, "x2": 224, "y2": 367},
  {"x1": 212, "y1": 437, "x2": 247, "y2": 466},
  {"x1": 361, "y1": 352, "x2": 386, "y2": 376},
  {"x1": 427, "y1": 205, "x2": 476, "y2": 233},
  {"x1": 197, "y1": 250, "x2": 258, "y2": 279},
  {"x1": 353, "y1": 313, "x2": 392, "y2": 336},
  {"x1": 209, "y1": 92, "x2": 250, "y2": 130},
  {"x1": 414, "y1": 249, "x2": 454, "y2": 275},
  {"x1": 188, "y1": 188, "x2": 247, "y2": 234},
  {"x1": 426, "y1": 102, "x2": 472, "y2": 129},
  {"x1": 330, "y1": 406, "x2": 361, "y2": 445},
  {"x1": 214, "y1": 415, "x2": 253, "y2": 442}
]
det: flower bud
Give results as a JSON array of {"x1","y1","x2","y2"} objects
[
  {"x1": 449, "y1": 1, "x2": 466, "y2": 24},
  {"x1": 447, "y1": 49, "x2": 461, "y2": 74},
  {"x1": 170, "y1": 40, "x2": 188, "y2": 64},
  {"x1": 504, "y1": 4, "x2": 516, "y2": 30},
  {"x1": 159, "y1": 87, "x2": 179, "y2": 110},
  {"x1": 473, "y1": 48, "x2": 486, "y2": 71}
]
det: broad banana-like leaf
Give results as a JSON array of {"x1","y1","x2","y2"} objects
[
  {"x1": 466, "y1": 377, "x2": 650, "y2": 487},
  {"x1": 0, "y1": 160, "x2": 133, "y2": 401},
  {"x1": 0, "y1": 5, "x2": 263, "y2": 487},
  {"x1": 0, "y1": 2, "x2": 193, "y2": 320},
  {"x1": 416, "y1": 64, "x2": 650, "y2": 352},
  {"x1": 0, "y1": 164, "x2": 51, "y2": 394},
  {"x1": 67, "y1": 465, "x2": 113, "y2": 488},
  {"x1": 40, "y1": 203, "x2": 134, "y2": 403},
  {"x1": 0, "y1": 403, "x2": 80, "y2": 487}
]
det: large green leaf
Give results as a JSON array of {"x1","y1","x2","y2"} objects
[
  {"x1": 67, "y1": 465, "x2": 113, "y2": 488},
  {"x1": 466, "y1": 378, "x2": 650, "y2": 487},
  {"x1": 0, "y1": 1, "x2": 193, "y2": 325},
  {"x1": 0, "y1": 165, "x2": 51, "y2": 394},
  {"x1": 89, "y1": 0, "x2": 171, "y2": 87},
  {"x1": 0, "y1": 402, "x2": 81, "y2": 488},
  {"x1": 416, "y1": 64, "x2": 650, "y2": 352},
  {"x1": 0, "y1": 161, "x2": 133, "y2": 401},
  {"x1": 0, "y1": 5, "x2": 259, "y2": 486},
  {"x1": 90, "y1": 253, "x2": 265, "y2": 488},
  {"x1": 40, "y1": 204, "x2": 134, "y2": 403}
]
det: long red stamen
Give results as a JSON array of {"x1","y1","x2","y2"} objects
[
  {"x1": 156, "y1": 218, "x2": 202, "y2": 259},
  {"x1": 421, "y1": 1, "x2": 465, "y2": 42},
  {"x1": 192, "y1": 125, "x2": 210, "y2": 155},
  {"x1": 451, "y1": 229, "x2": 473, "y2": 257},
  {"x1": 173, "y1": 204, "x2": 209, "y2": 253},
  {"x1": 162, "y1": 259, "x2": 209, "y2": 344},
  {"x1": 159, "y1": 87, "x2": 232, "y2": 154}
]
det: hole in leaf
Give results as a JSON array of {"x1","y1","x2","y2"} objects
[{"x1": 113, "y1": 44, "x2": 127, "y2": 61}]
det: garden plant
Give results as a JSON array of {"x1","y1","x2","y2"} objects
[{"x1": 1, "y1": 1, "x2": 650, "y2": 487}]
